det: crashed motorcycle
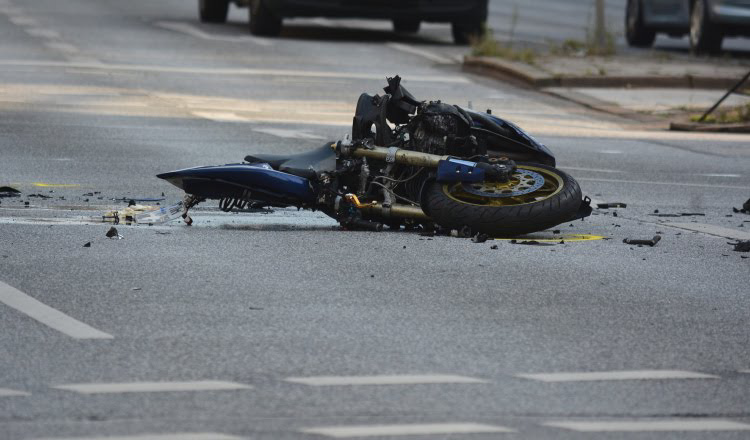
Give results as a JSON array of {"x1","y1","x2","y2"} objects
[{"x1": 157, "y1": 76, "x2": 591, "y2": 236}]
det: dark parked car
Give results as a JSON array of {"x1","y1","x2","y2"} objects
[
  {"x1": 626, "y1": 0, "x2": 750, "y2": 53},
  {"x1": 199, "y1": 0, "x2": 488, "y2": 45}
]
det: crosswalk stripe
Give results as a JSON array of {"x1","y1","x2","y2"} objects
[
  {"x1": 300, "y1": 423, "x2": 514, "y2": 437},
  {"x1": 30, "y1": 433, "x2": 244, "y2": 440},
  {"x1": 544, "y1": 419, "x2": 750, "y2": 432},
  {"x1": 516, "y1": 370, "x2": 718, "y2": 382},
  {"x1": 285, "y1": 374, "x2": 488, "y2": 386},
  {"x1": 0, "y1": 388, "x2": 30, "y2": 397},
  {"x1": 52, "y1": 381, "x2": 251, "y2": 394}
]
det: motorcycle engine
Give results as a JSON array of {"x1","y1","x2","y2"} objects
[{"x1": 407, "y1": 102, "x2": 484, "y2": 157}]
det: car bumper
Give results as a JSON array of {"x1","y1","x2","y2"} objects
[{"x1": 265, "y1": 0, "x2": 487, "y2": 22}]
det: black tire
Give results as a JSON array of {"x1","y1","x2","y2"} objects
[
  {"x1": 452, "y1": 20, "x2": 484, "y2": 45},
  {"x1": 393, "y1": 19, "x2": 421, "y2": 34},
  {"x1": 625, "y1": 0, "x2": 655, "y2": 48},
  {"x1": 423, "y1": 163, "x2": 583, "y2": 236},
  {"x1": 249, "y1": 0, "x2": 282, "y2": 36},
  {"x1": 690, "y1": 0, "x2": 723, "y2": 54},
  {"x1": 199, "y1": 0, "x2": 229, "y2": 23}
]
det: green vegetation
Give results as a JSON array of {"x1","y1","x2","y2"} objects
[
  {"x1": 690, "y1": 103, "x2": 750, "y2": 124},
  {"x1": 471, "y1": 31, "x2": 536, "y2": 64}
]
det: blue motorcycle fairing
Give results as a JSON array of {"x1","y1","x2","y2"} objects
[
  {"x1": 156, "y1": 163, "x2": 316, "y2": 205},
  {"x1": 462, "y1": 108, "x2": 556, "y2": 166}
]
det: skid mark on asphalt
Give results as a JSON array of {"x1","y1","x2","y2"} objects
[
  {"x1": 0, "y1": 281, "x2": 113, "y2": 339},
  {"x1": 544, "y1": 419, "x2": 750, "y2": 432},
  {"x1": 285, "y1": 374, "x2": 488, "y2": 386},
  {"x1": 661, "y1": 222, "x2": 750, "y2": 241},
  {"x1": 52, "y1": 381, "x2": 252, "y2": 394},
  {"x1": 0, "y1": 387, "x2": 30, "y2": 397},
  {"x1": 516, "y1": 370, "x2": 719, "y2": 382},
  {"x1": 301, "y1": 423, "x2": 515, "y2": 438}
]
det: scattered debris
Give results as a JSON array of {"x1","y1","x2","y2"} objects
[
  {"x1": 654, "y1": 209, "x2": 659, "y2": 214},
  {"x1": 623, "y1": 235, "x2": 662, "y2": 247},
  {"x1": 112, "y1": 197, "x2": 166, "y2": 203},
  {"x1": 472, "y1": 233, "x2": 489, "y2": 243},
  {"x1": 0, "y1": 186, "x2": 20, "y2": 198},
  {"x1": 105, "y1": 227, "x2": 123, "y2": 239},
  {"x1": 553, "y1": 230, "x2": 560, "y2": 234},
  {"x1": 490, "y1": 244, "x2": 498, "y2": 249},
  {"x1": 731, "y1": 241, "x2": 750, "y2": 252},
  {"x1": 612, "y1": 211, "x2": 618, "y2": 217},
  {"x1": 651, "y1": 212, "x2": 705, "y2": 217},
  {"x1": 82, "y1": 242, "x2": 91, "y2": 248},
  {"x1": 27, "y1": 193, "x2": 52, "y2": 199},
  {"x1": 597, "y1": 202, "x2": 627, "y2": 209},
  {"x1": 734, "y1": 198, "x2": 750, "y2": 214},
  {"x1": 132, "y1": 287, "x2": 142, "y2": 291}
]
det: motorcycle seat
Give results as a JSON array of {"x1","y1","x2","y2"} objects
[{"x1": 244, "y1": 143, "x2": 337, "y2": 180}]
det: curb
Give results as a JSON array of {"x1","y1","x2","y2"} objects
[
  {"x1": 669, "y1": 121, "x2": 750, "y2": 132},
  {"x1": 463, "y1": 56, "x2": 743, "y2": 90}
]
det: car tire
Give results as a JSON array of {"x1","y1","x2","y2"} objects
[
  {"x1": 452, "y1": 21, "x2": 484, "y2": 45},
  {"x1": 393, "y1": 19, "x2": 420, "y2": 34},
  {"x1": 690, "y1": 0, "x2": 723, "y2": 54},
  {"x1": 199, "y1": 0, "x2": 229, "y2": 23},
  {"x1": 249, "y1": 0, "x2": 282, "y2": 37},
  {"x1": 625, "y1": 0, "x2": 656, "y2": 48}
]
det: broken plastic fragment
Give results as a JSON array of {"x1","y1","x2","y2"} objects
[
  {"x1": 623, "y1": 235, "x2": 661, "y2": 247},
  {"x1": 731, "y1": 241, "x2": 750, "y2": 252},
  {"x1": 105, "y1": 227, "x2": 123, "y2": 239},
  {"x1": 596, "y1": 202, "x2": 627, "y2": 209}
]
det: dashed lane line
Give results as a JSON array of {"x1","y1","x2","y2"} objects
[
  {"x1": 285, "y1": 374, "x2": 488, "y2": 386},
  {"x1": 300, "y1": 423, "x2": 514, "y2": 438},
  {"x1": 253, "y1": 127, "x2": 325, "y2": 140},
  {"x1": 52, "y1": 380, "x2": 252, "y2": 394},
  {"x1": 24, "y1": 27, "x2": 61, "y2": 39},
  {"x1": 516, "y1": 370, "x2": 719, "y2": 382},
  {"x1": 155, "y1": 20, "x2": 271, "y2": 46},
  {"x1": 386, "y1": 43, "x2": 455, "y2": 64},
  {"x1": 0, "y1": 60, "x2": 472, "y2": 84},
  {"x1": 0, "y1": 281, "x2": 113, "y2": 340},
  {"x1": 191, "y1": 111, "x2": 251, "y2": 123},
  {"x1": 31, "y1": 434, "x2": 244, "y2": 440},
  {"x1": 739, "y1": 369, "x2": 750, "y2": 374},
  {"x1": 0, "y1": 388, "x2": 30, "y2": 397},
  {"x1": 577, "y1": 177, "x2": 749, "y2": 190},
  {"x1": 544, "y1": 419, "x2": 750, "y2": 432},
  {"x1": 662, "y1": 223, "x2": 750, "y2": 241},
  {"x1": 8, "y1": 15, "x2": 37, "y2": 26}
]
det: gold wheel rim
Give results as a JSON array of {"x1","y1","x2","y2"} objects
[{"x1": 443, "y1": 165, "x2": 564, "y2": 207}]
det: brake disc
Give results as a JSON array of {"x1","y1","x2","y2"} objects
[{"x1": 460, "y1": 169, "x2": 545, "y2": 198}]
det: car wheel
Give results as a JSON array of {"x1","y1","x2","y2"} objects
[
  {"x1": 690, "y1": 0, "x2": 723, "y2": 54},
  {"x1": 249, "y1": 0, "x2": 282, "y2": 36},
  {"x1": 199, "y1": 0, "x2": 229, "y2": 23},
  {"x1": 625, "y1": 0, "x2": 655, "y2": 47},
  {"x1": 452, "y1": 20, "x2": 484, "y2": 45},
  {"x1": 393, "y1": 20, "x2": 420, "y2": 34}
]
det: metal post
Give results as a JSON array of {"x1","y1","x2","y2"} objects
[{"x1": 595, "y1": 0, "x2": 606, "y2": 52}]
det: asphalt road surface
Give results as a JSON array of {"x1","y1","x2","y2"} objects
[{"x1": 1, "y1": 1, "x2": 749, "y2": 439}]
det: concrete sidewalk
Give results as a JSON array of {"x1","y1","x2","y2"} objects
[{"x1": 464, "y1": 53, "x2": 750, "y2": 130}]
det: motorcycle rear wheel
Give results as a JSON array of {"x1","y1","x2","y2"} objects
[{"x1": 423, "y1": 163, "x2": 582, "y2": 236}]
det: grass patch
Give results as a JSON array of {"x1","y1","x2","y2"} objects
[
  {"x1": 690, "y1": 103, "x2": 750, "y2": 124},
  {"x1": 471, "y1": 32, "x2": 536, "y2": 64}
]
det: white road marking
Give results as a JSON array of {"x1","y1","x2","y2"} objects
[
  {"x1": 191, "y1": 111, "x2": 250, "y2": 123},
  {"x1": 9, "y1": 15, "x2": 38, "y2": 26},
  {"x1": 285, "y1": 374, "x2": 488, "y2": 386},
  {"x1": 599, "y1": 150, "x2": 623, "y2": 154},
  {"x1": 0, "y1": 388, "x2": 30, "y2": 397},
  {"x1": 300, "y1": 423, "x2": 514, "y2": 437},
  {"x1": 24, "y1": 27, "x2": 61, "y2": 39},
  {"x1": 560, "y1": 166, "x2": 623, "y2": 174},
  {"x1": 0, "y1": 60, "x2": 471, "y2": 84},
  {"x1": 701, "y1": 173, "x2": 742, "y2": 178},
  {"x1": 253, "y1": 127, "x2": 324, "y2": 140},
  {"x1": 663, "y1": 223, "x2": 750, "y2": 241},
  {"x1": 155, "y1": 21, "x2": 271, "y2": 46},
  {"x1": 44, "y1": 42, "x2": 79, "y2": 54},
  {"x1": 739, "y1": 369, "x2": 750, "y2": 374},
  {"x1": 516, "y1": 370, "x2": 718, "y2": 382},
  {"x1": 0, "y1": 281, "x2": 113, "y2": 339},
  {"x1": 577, "y1": 177, "x2": 749, "y2": 190},
  {"x1": 544, "y1": 419, "x2": 750, "y2": 432},
  {"x1": 52, "y1": 380, "x2": 252, "y2": 394},
  {"x1": 31, "y1": 433, "x2": 244, "y2": 440},
  {"x1": 386, "y1": 43, "x2": 454, "y2": 64}
]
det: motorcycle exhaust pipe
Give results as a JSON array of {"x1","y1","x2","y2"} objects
[{"x1": 349, "y1": 146, "x2": 449, "y2": 168}]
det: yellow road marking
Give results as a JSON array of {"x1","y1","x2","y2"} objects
[
  {"x1": 494, "y1": 234, "x2": 606, "y2": 242},
  {"x1": 32, "y1": 183, "x2": 81, "y2": 187}
]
